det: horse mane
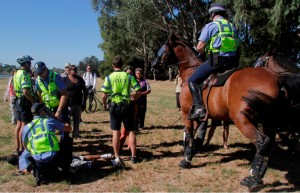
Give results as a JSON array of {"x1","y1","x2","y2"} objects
[
  {"x1": 271, "y1": 52, "x2": 299, "y2": 74},
  {"x1": 170, "y1": 33, "x2": 199, "y2": 56}
]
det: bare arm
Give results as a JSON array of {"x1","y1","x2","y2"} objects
[
  {"x1": 196, "y1": 41, "x2": 206, "y2": 54},
  {"x1": 55, "y1": 89, "x2": 68, "y2": 119},
  {"x1": 22, "y1": 88, "x2": 35, "y2": 104},
  {"x1": 102, "y1": 92, "x2": 108, "y2": 110}
]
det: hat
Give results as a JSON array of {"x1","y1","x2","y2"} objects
[
  {"x1": 31, "y1": 103, "x2": 46, "y2": 115},
  {"x1": 34, "y1": 61, "x2": 46, "y2": 75},
  {"x1": 65, "y1": 62, "x2": 71, "y2": 68}
]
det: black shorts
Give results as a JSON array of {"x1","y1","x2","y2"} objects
[
  {"x1": 15, "y1": 98, "x2": 33, "y2": 123},
  {"x1": 110, "y1": 102, "x2": 135, "y2": 131}
]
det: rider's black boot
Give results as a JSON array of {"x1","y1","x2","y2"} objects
[{"x1": 188, "y1": 82, "x2": 206, "y2": 120}]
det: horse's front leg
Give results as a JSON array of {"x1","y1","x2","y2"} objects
[
  {"x1": 179, "y1": 119, "x2": 196, "y2": 169},
  {"x1": 193, "y1": 121, "x2": 208, "y2": 153},
  {"x1": 240, "y1": 129, "x2": 276, "y2": 192}
]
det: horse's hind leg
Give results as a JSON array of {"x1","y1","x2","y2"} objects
[{"x1": 238, "y1": 123, "x2": 276, "y2": 192}]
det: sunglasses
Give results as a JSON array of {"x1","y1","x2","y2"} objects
[{"x1": 71, "y1": 68, "x2": 77, "y2": 72}]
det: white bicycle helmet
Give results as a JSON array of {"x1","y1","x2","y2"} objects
[{"x1": 17, "y1": 55, "x2": 34, "y2": 65}]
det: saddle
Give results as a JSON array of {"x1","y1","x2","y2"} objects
[
  {"x1": 203, "y1": 68, "x2": 238, "y2": 88},
  {"x1": 200, "y1": 68, "x2": 238, "y2": 122}
]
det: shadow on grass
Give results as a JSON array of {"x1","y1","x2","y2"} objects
[{"x1": 191, "y1": 142, "x2": 300, "y2": 191}]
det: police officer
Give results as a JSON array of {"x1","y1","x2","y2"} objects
[
  {"x1": 34, "y1": 61, "x2": 69, "y2": 122},
  {"x1": 101, "y1": 56, "x2": 141, "y2": 169},
  {"x1": 20, "y1": 103, "x2": 72, "y2": 185},
  {"x1": 188, "y1": 3, "x2": 239, "y2": 120},
  {"x1": 14, "y1": 55, "x2": 36, "y2": 154}
]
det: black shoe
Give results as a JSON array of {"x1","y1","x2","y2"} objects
[
  {"x1": 240, "y1": 176, "x2": 264, "y2": 192},
  {"x1": 131, "y1": 157, "x2": 138, "y2": 164},
  {"x1": 189, "y1": 106, "x2": 206, "y2": 120}
]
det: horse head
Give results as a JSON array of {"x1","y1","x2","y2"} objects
[
  {"x1": 255, "y1": 52, "x2": 299, "y2": 75},
  {"x1": 151, "y1": 34, "x2": 179, "y2": 71},
  {"x1": 151, "y1": 33, "x2": 201, "y2": 73}
]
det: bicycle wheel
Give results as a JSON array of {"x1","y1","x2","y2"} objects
[{"x1": 85, "y1": 96, "x2": 97, "y2": 113}]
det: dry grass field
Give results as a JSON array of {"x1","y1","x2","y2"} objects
[{"x1": 0, "y1": 77, "x2": 299, "y2": 192}]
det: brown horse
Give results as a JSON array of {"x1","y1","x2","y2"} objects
[{"x1": 151, "y1": 33, "x2": 300, "y2": 192}]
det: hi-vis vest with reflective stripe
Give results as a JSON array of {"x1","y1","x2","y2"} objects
[
  {"x1": 13, "y1": 69, "x2": 33, "y2": 97},
  {"x1": 37, "y1": 71, "x2": 60, "y2": 108},
  {"x1": 102, "y1": 71, "x2": 139, "y2": 104},
  {"x1": 208, "y1": 18, "x2": 237, "y2": 53},
  {"x1": 26, "y1": 117, "x2": 60, "y2": 155}
]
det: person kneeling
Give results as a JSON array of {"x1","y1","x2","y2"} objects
[{"x1": 20, "y1": 103, "x2": 72, "y2": 185}]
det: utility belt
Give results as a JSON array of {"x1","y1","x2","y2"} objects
[
  {"x1": 208, "y1": 52, "x2": 239, "y2": 69},
  {"x1": 109, "y1": 101, "x2": 130, "y2": 118}
]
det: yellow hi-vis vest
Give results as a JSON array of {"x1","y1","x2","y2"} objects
[
  {"x1": 26, "y1": 117, "x2": 60, "y2": 155},
  {"x1": 208, "y1": 18, "x2": 237, "y2": 53},
  {"x1": 37, "y1": 70, "x2": 60, "y2": 108}
]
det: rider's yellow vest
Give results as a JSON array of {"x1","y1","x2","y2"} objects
[
  {"x1": 208, "y1": 19, "x2": 237, "y2": 53},
  {"x1": 37, "y1": 71, "x2": 60, "y2": 108},
  {"x1": 26, "y1": 117, "x2": 60, "y2": 155}
]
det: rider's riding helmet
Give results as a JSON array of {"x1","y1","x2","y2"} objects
[
  {"x1": 209, "y1": 3, "x2": 227, "y2": 16},
  {"x1": 31, "y1": 103, "x2": 46, "y2": 115},
  {"x1": 16, "y1": 55, "x2": 33, "y2": 66}
]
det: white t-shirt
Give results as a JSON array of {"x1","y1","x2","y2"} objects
[{"x1": 83, "y1": 72, "x2": 97, "y2": 89}]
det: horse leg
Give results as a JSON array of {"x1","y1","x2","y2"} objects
[
  {"x1": 179, "y1": 120, "x2": 194, "y2": 168},
  {"x1": 240, "y1": 128, "x2": 276, "y2": 192},
  {"x1": 223, "y1": 121, "x2": 230, "y2": 149},
  {"x1": 194, "y1": 121, "x2": 208, "y2": 153}
]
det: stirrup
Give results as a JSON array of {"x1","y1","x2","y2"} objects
[{"x1": 188, "y1": 107, "x2": 206, "y2": 120}]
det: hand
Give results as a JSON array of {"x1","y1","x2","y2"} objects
[
  {"x1": 54, "y1": 111, "x2": 62, "y2": 120},
  {"x1": 103, "y1": 103, "x2": 108, "y2": 111},
  {"x1": 63, "y1": 123, "x2": 72, "y2": 132}
]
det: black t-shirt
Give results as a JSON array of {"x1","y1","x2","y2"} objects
[{"x1": 64, "y1": 76, "x2": 86, "y2": 105}]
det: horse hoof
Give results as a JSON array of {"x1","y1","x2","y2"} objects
[
  {"x1": 179, "y1": 159, "x2": 191, "y2": 169},
  {"x1": 240, "y1": 176, "x2": 264, "y2": 192}
]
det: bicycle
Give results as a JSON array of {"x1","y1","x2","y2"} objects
[{"x1": 85, "y1": 90, "x2": 104, "y2": 113}]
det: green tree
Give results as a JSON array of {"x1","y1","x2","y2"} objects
[
  {"x1": 78, "y1": 56, "x2": 101, "y2": 77},
  {"x1": 91, "y1": 0, "x2": 166, "y2": 78},
  {"x1": 219, "y1": 0, "x2": 299, "y2": 65}
]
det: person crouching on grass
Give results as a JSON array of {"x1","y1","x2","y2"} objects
[{"x1": 19, "y1": 103, "x2": 72, "y2": 185}]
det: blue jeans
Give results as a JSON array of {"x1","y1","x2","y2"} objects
[{"x1": 188, "y1": 60, "x2": 219, "y2": 84}]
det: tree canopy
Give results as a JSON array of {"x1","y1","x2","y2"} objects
[{"x1": 92, "y1": 0, "x2": 299, "y2": 78}]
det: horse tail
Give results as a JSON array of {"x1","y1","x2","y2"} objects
[
  {"x1": 241, "y1": 75, "x2": 300, "y2": 128},
  {"x1": 241, "y1": 89, "x2": 281, "y2": 127}
]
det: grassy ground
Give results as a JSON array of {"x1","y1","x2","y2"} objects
[{"x1": 0, "y1": 77, "x2": 299, "y2": 192}]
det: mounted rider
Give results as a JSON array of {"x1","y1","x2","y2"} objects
[{"x1": 188, "y1": 3, "x2": 239, "y2": 120}]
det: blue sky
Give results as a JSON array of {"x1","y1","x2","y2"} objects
[{"x1": 0, "y1": 0, "x2": 103, "y2": 69}]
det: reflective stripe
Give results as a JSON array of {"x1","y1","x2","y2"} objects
[
  {"x1": 37, "y1": 71, "x2": 60, "y2": 108},
  {"x1": 208, "y1": 19, "x2": 237, "y2": 54},
  {"x1": 26, "y1": 118, "x2": 60, "y2": 155}
]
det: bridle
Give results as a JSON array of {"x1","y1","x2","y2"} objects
[{"x1": 155, "y1": 40, "x2": 201, "y2": 70}]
